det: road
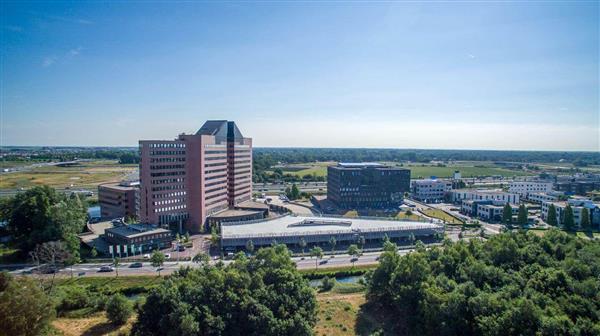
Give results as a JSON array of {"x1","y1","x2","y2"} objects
[{"x1": 8, "y1": 250, "x2": 413, "y2": 277}]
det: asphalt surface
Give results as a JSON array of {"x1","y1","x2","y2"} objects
[{"x1": 8, "y1": 250, "x2": 413, "y2": 277}]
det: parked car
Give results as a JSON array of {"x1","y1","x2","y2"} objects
[
  {"x1": 164, "y1": 253, "x2": 171, "y2": 259},
  {"x1": 99, "y1": 266, "x2": 114, "y2": 272},
  {"x1": 143, "y1": 254, "x2": 150, "y2": 259},
  {"x1": 177, "y1": 245, "x2": 185, "y2": 252},
  {"x1": 129, "y1": 262, "x2": 143, "y2": 268}
]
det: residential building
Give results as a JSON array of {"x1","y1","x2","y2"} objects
[
  {"x1": 541, "y1": 198, "x2": 600, "y2": 229},
  {"x1": 555, "y1": 180, "x2": 600, "y2": 195},
  {"x1": 98, "y1": 181, "x2": 139, "y2": 219},
  {"x1": 327, "y1": 162, "x2": 410, "y2": 209},
  {"x1": 139, "y1": 120, "x2": 252, "y2": 232},
  {"x1": 508, "y1": 181, "x2": 554, "y2": 197},
  {"x1": 411, "y1": 179, "x2": 452, "y2": 203},
  {"x1": 449, "y1": 189, "x2": 520, "y2": 204}
]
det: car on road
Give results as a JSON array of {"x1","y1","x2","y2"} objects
[
  {"x1": 99, "y1": 266, "x2": 114, "y2": 272},
  {"x1": 319, "y1": 259, "x2": 328, "y2": 265},
  {"x1": 129, "y1": 262, "x2": 143, "y2": 268},
  {"x1": 350, "y1": 257, "x2": 359, "y2": 263},
  {"x1": 143, "y1": 254, "x2": 150, "y2": 259},
  {"x1": 41, "y1": 266, "x2": 59, "y2": 274},
  {"x1": 165, "y1": 253, "x2": 171, "y2": 259}
]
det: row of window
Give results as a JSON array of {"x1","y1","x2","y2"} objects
[
  {"x1": 154, "y1": 204, "x2": 187, "y2": 213},
  {"x1": 148, "y1": 143, "x2": 185, "y2": 148},
  {"x1": 150, "y1": 164, "x2": 185, "y2": 170},
  {"x1": 152, "y1": 178, "x2": 184, "y2": 185},
  {"x1": 151, "y1": 185, "x2": 185, "y2": 192},
  {"x1": 149, "y1": 150, "x2": 186, "y2": 156},
  {"x1": 152, "y1": 191, "x2": 186, "y2": 199},
  {"x1": 153, "y1": 198, "x2": 185, "y2": 206},
  {"x1": 150, "y1": 157, "x2": 185, "y2": 163},
  {"x1": 206, "y1": 191, "x2": 228, "y2": 200},
  {"x1": 151, "y1": 171, "x2": 185, "y2": 177}
]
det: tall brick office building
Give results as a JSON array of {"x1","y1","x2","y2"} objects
[
  {"x1": 139, "y1": 120, "x2": 252, "y2": 232},
  {"x1": 327, "y1": 162, "x2": 410, "y2": 210}
]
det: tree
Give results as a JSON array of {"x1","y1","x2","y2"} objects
[
  {"x1": 299, "y1": 237, "x2": 307, "y2": 256},
  {"x1": 29, "y1": 241, "x2": 72, "y2": 293},
  {"x1": 310, "y1": 246, "x2": 323, "y2": 269},
  {"x1": 406, "y1": 209, "x2": 413, "y2": 216},
  {"x1": 517, "y1": 204, "x2": 528, "y2": 227},
  {"x1": 502, "y1": 203, "x2": 513, "y2": 226},
  {"x1": 113, "y1": 257, "x2": 120, "y2": 277},
  {"x1": 329, "y1": 236, "x2": 337, "y2": 254},
  {"x1": 357, "y1": 235, "x2": 366, "y2": 249},
  {"x1": 106, "y1": 293, "x2": 133, "y2": 325},
  {"x1": 291, "y1": 183, "x2": 300, "y2": 200},
  {"x1": 2, "y1": 186, "x2": 87, "y2": 255},
  {"x1": 580, "y1": 208, "x2": 591, "y2": 232},
  {"x1": 90, "y1": 246, "x2": 98, "y2": 258},
  {"x1": 547, "y1": 204, "x2": 558, "y2": 226},
  {"x1": 184, "y1": 232, "x2": 190, "y2": 243},
  {"x1": 210, "y1": 225, "x2": 219, "y2": 246},
  {"x1": 245, "y1": 240, "x2": 254, "y2": 254},
  {"x1": 151, "y1": 250, "x2": 165, "y2": 276},
  {"x1": 347, "y1": 244, "x2": 360, "y2": 267},
  {"x1": 0, "y1": 273, "x2": 56, "y2": 336},
  {"x1": 192, "y1": 252, "x2": 210, "y2": 265},
  {"x1": 132, "y1": 244, "x2": 317, "y2": 336},
  {"x1": 563, "y1": 205, "x2": 575, "y2": 231},
  {"x1": 320, "y1": 276, "x2": 335, "y2": 292}
]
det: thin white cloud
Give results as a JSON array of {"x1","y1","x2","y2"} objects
[
  {"x1": 467, "y1": 54, "x2": 476, "y2": 59},
  {"x1": 69, "y1": 47, "x2": 83, "y2": 57},
  {"x1": 42, "y1": 56, "x2": 57, "y2": 67}
]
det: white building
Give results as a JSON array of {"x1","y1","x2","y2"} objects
[
  {"x1": 477, "y1": 203, "x2": 519, "y2": 222},
  {"x1": 411, "y1": 179, "x2": 452, "y2": 203},
  {"x1": 541, "y1": 198, "x2": 600, "y2": 228},
  {"x1": 509, "y1": 181, "x2": 554, "y2": 197},
  {"x1": 527, "y1": 191, "x2": 562, "y2": 204},
  {"x1": 449, "y1": 189, "x2": 520, "y2": 205}
]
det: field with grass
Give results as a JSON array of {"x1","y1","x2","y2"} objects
[
  {"x1": 52, "y1": 313, "x2": 135, "y2": 336},
  {"x1": 0, "y1": 160, "x2": 137, "y2": 190},
  {"x1": 270, "y1": 161, "x2": 534, "y2": 179},
  {"x1": 420, "y1": 208, "x2": 464, "y2": 224}
]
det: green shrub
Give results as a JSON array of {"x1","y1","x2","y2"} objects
[
  {"x1": 106, "y1": 294, "x2": 133, "y2": 325},
  {"x1": 320, "y1": 276, "x2": 335, "y2": 291}
]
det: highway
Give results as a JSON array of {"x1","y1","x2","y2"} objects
[{"x1": 8, "y1": 250, "x2": 413, "y2": 278}]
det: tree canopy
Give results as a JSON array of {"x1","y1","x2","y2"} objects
[
  {"x1": 547, "y1": 204, "x2": 558, "y2": 226},
  {"x1": 366, "y1": 230, "x2": 600, "y2": 336},
  {"x1": 0, "y1": 186, "x2": 87, "y2": 256},
  {"x1": 132, "y1": 244, "x2": 317, "y2": 336}
]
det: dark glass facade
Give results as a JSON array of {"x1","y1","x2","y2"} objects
[{"x1": 327, "y1": 163, "x2": 411, "y2": 209}]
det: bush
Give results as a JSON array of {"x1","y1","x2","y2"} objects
[
  {"x1": 55, "y1": 285, "x2": 93, "y2": 314},
  {"x1": 106, "y1": 294, "x2": 133, "y2": 325},
  {"x1": 320, "y1": 276, "x2": 335, "y2": 291}
]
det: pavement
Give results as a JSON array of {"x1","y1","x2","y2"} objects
[{"x1": 7, "y1": 249, "x2": 414, "y2": 277}]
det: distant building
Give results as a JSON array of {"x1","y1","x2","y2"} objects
[
  {"x1": 555, "y1": 180, "x2": 600, "y2": 196},
  {"x1": 327, "y1": 162, "x2": 410, "y2": 209},
  {"x1": 527, "y1": 191, "x2": 563, "y2": 204},
  {"x1": 98, "y1": 181, "x2": 139, "y2": 219},
  {"x1": 139, "y1": 120, "x2": 252, "y2": 232},
  {"x1": 541, "y1": 198, "x2": 600, "y2": 229},
  {"x1": 449, "y1": 189, "x2": 520, "y2": 204},
  {"x1": 104, "y1": 224, "x2": 172, "y2": 253},
  {"x1": 508, "y1": 181, "x2": 554, "y2": 198},
  {"x1": 460, "y1": 199, "x2": 518, "y2": 222},
  {"x1": 411, "y1": 179, "x2": 452, "y2": 203}
]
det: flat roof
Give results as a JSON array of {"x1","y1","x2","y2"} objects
[
  {"x1": 338, "y1": 162, "x2": 384, "y2": 168},
  {"x1": 236, "y1": 200, "x2": 269, "y2": 210},
  {"x1": 211, "y1": 209, "x2": 262, "y2": 218},
  {"x1": 221, "y1": 215, "x2": 442, "y2": 239},
  {"x1": 105, "y1": 224, "x2": 170, "y2": 238},
  {"x1": 99, "y1": 182, "x2": 137, "y2": 192}
]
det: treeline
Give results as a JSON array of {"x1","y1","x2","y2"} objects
[
  {"x1": 366, "y1": 230, "x2": 600, "y2": 335},
  {"x1": 2, "y1": 147, "x2": 139, "y2": 164},
  {"x1": 0, "y1": 245, "x2": 317, "y2": 336},
  {"x1": 254, "y1": 148, "x2": 600, "y2": 166}
]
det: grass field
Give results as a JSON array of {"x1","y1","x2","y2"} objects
[
  {"x1": 0, "y1": 160, "x2": 137, "y2": 190},
  {"x1": 52, "y1": 312, "x2": 135, "y2": 336},
  {"x1": 271, "y1": 161, "x2": 534, "y2": 179},
  {"x1": 420, "y1": 208, "x2": 464, "y2": 224}
]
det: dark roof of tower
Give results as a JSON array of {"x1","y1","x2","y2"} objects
[{"x1": 196, "y1": 120, "x2": 228, "y2": 136}]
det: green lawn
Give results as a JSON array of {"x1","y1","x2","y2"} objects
[
  {"x1": 421, "y1": 208, "x2": 464, "y2": 224},
  {"x1": 270, "y1": 162, "x2": 534, "y2": 179}
]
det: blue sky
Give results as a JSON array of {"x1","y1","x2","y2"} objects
[{"x1": 1, "y1": 1, "x2": 598, "y2": 150}]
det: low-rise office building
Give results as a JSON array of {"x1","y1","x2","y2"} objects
[
  {"x1": 104, "y1": 224, "x2": 172, "y2": 253},
  {"x1": 555, "y1": 180, "x2": 600, "y2": 196},
  {"x1": 541, "y1": 198, "x2": 600, "y2": 229},
  {"x1": 508, "y1": 181, "x2": 553, "y2": 197},
  {"x1": 476, "y1": 203, "x2": 519, "y2": 222},
  {"x1": 411, "y1": 179, "x2": 452, "y2": 203},
  {"x1": 98, "y1": 181, "x2": 139, "y2": 219},
  {"x1": 527, "y1": 191, "x2": 562, "y2": 204},
  {"x1": 221, "y1": 215, "x2": 443, "y2": 251},
  {"x1": 449, "y1": 189, "x2": 519, "y2": 205},
  {"x1": 327, "y1": 163, "x2": 410, "y2": 210}
]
